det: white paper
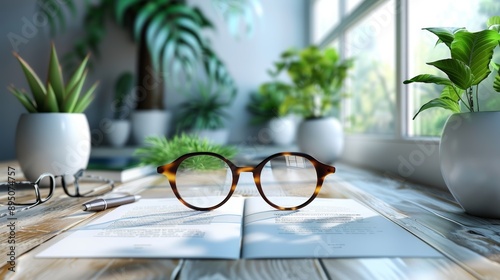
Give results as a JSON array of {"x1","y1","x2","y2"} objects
[
  {"x1": 242, "y1": 198, "x2": 441, "y2": 258},
  {"x1": 37, "y1": 198, "x2": 245, "y2": 259},
  {"x1": 37, "y1": 197, "x2": 441, "y2": 259}
]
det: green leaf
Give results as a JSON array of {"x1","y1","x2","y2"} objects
[
  {"x1": 146, "y1": 12, "x2": 170, "y2": 70},
  {"x1": 424, "y1": 27, "x2": 464, "y2": 48},
  {"x1": 440, "y1": 85, "x2": 462, "y2": 102},
  {"x1": 63, "y1": 71, "x2": 87, "y2": 112},
  {"x1": 403, "y1": 74, "x2": 453, "y2": 86},
  {"x1": 451, "y1": 29, "x2": 500, "y2": 85},
  {"x1": 47, "y1": 43, "x2": 65, "y2": 106},
  {"x1": 487, "y1": 16, "x2": 500, "y2": 31},
  {"x1": 8, "y1": 86, "x2": 37, "y2": 113},
  {"x1": 162, "y1": 40, "x2": 176, "y2": 72},
  {"x1": 413, "y1": 96, "x2": 460, "y2": 120},
  {"x1": 115, "y1": 0, "x2": 143, "y2": 25},
  {"x1": 38, "y1": 0, "x2": 75, "y2": 35},
  {"x1": 13, "y1": 52, "x2": 47, "y2": 108},
  {"x1": 494, "y1": 64, "x2": 500, "y2": 92},
  {"x1": 43, "y1": 84, "x2": 60, "y2": 112},
  {"x1": 178, "y1": 32, "x2": 201, "y2": 60},
  {"x1": 65, "y1": 55, "x2": 89, "y2": 95},
  {"x1": 73, "y1": 81, "x2": 98, "y2": 113},
  {"x1": 427, "y1": 59, "x2": 473, "y2": 90},
  {"x1": 133, "y1": 2, "x2": 159, "y2": 42},
  {"x1": 165, "y1": 4, "x2": 203, "y2": 24}
]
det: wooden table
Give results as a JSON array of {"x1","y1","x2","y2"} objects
[{"x1": 0, "y1": 160, "x2": 499, "y2": 279}]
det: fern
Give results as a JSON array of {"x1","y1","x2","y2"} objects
[{"x1": 134, "y1": 134, "x2": 238, "y2": 167}]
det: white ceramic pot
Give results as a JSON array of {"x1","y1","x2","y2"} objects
[
  {"x1": 268, "y1": 116, "x2": 297, "y2": 146},
  {"x1": 440, "y1": 112, "x2": 500, "y2": 218},
  {"x1": 190, "y1": 129, "x2": 229, "y2": 145},
  {"x1": 16, "y1": 113, "x2": 91, "y2": 182},
  {"x1": 131, "y1": 110, "x2": 171, "y2": 145},
  {"x1": 105, "y1": 119, "x2": 131, "y2": 147},
  {"x1": 297, "y1": 117, "x2": 343, "y2": 164}
]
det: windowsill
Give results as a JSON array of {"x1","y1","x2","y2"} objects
[
  {"x1": 341, "y1": 134, "x2": 446, "y2": 191},
  {"x1": 91, "y1": 138, "x2": 447, "y2": 192}
]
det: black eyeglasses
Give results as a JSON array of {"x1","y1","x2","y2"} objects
[
  {"x1": 0, "y1": 169, "x2": 114, "y2": 217},
  {"x1": 157, "y1": 152, "x2": 336, "y2": 211}
]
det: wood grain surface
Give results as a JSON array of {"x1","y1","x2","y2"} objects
[{"x1": 0, "y1": 161, "x2": 498, "y2": 279}]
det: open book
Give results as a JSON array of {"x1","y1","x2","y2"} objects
[{"x1": 37, "y1": 197, "x2": 441, "y2": 259}]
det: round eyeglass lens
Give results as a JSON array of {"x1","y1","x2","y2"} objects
[
  {"x1": 259, "y1": 155, "x2": 318, "y2": 208},
  {"x1": 175, "y1": 154, "x2": 233, "y2": 209}
]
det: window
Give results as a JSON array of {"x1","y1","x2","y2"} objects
[
  {"x1": 344, "y1": 0, "x2": 395, "y2": 135},
  {"x1": 311, "y1": 0, "x2": 340, "y2": 44},
  {"x1": 407, "y1": 0, "x2": 494, "y2": 137},
  {"x1": 310, "y1": 0, "x2": 500, "y2": 188},
  {"x1": 313, "y1": 0, "x2": 500, "y2": 138}
]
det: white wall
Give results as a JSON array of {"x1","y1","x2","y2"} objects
[{"x1": 0, "y1": 0, "x2": 307, "y2": 161}]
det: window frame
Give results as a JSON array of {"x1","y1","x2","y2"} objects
[{"x1": 310, "y1": 0, "x2": 446, "y2": 189}]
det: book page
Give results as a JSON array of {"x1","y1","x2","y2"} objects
[
  {"x1": 242, "y1": 197, "x2": 441, "y2": 259},
  {"x1": 37, "y1": 198, "x2": 245, "y2": 259}
]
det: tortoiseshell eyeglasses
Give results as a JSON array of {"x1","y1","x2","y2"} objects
[{"x1": 157, "y1": 152, "x2": 336, "y2": 211}]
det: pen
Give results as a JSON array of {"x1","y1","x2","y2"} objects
[{"x1": 82, "y1": 195, "x2": 141, "y2": 211}]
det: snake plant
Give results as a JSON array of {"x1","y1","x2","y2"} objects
[{"x1": 8, "y1": 43, "x2": 98, "y2": 113}]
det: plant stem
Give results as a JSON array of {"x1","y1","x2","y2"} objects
[
  {"x1": 475, "y1": 85, "x2": 480, "y2": 112},
  {"x1": 453, "y1": 87, "x2": 472, "y2": 112},
  {"x1": 468, "y1": 87, "x2": 474, "y2": 112}
]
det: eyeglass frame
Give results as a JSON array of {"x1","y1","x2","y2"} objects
[
  {"x1": 157, "y1": 152, "x2": 336, "y2": 211},
  {"x1": 1, "y1": 169, "x2": 115, "y2": 211}
]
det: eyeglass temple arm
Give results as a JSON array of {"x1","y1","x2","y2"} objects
[{"x1": 0, "y1": 173, "x2": 55, "y2": 206}]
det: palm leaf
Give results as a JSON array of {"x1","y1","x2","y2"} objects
[
  {"x1": 146, "y1": 12, "x2": 171, "y2": 69},
  {"x1": 133, "y1": 2, "x2": 160, "y2": 42},
  {"x1": 115, "y1": 0, "x2": 143, "y2": 25},
  {"x1": 37, "y1": 0, "x2": 77, "y2": 35}
]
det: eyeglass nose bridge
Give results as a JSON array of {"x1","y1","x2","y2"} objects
[
  {"x1": 233, "y1": 165, "x2": 260, "y2": 181},
  {"x1": 235, "y1": 166, "x2": 255, "y2": 174},
  {"x1": 232, "y1": 165, "x2": 264, "y2": 192}
]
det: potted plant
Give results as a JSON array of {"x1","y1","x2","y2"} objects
[
  {"x1": 40, "y1": 0, "x2": 259, "y2": 144},
  {"x1": 8, "y1": 43, "x2": 98, "y2": 182},
  {"x1": 270, "y1": 46, "x2": 353, "y2": 163},
  {"x1": 404, "y1": 16, "x2": 500, "y2": 218},
  {"x1": 106, "y1": 71, "x2": 134, "y2": 147},
  {"x1": 247, "y1": 81, "x2": 297, "y2": 145},
  {"x1": 176, "y1": 79, "x2": 236, "y2": 144}
]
